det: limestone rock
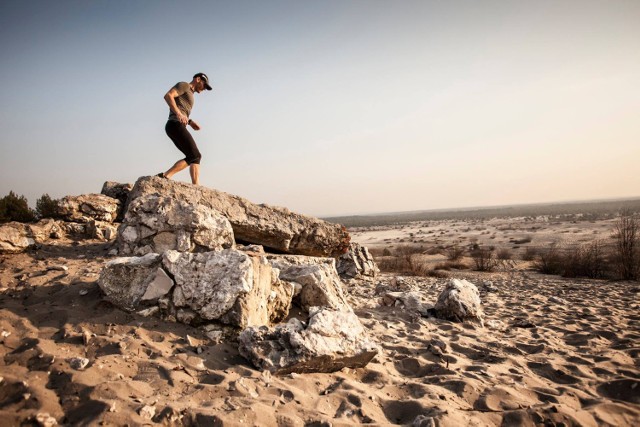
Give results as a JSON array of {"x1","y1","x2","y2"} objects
[
  {"x1": 117, "y1": 194, "x2": 235, "y2": 255},
  {"x1": 101, "y1": 181, "x2": 132, "y2": 205},
  {"x1": 434, "y1": 279, "x2": 483, "y2": 324},
  {"x1": 0, "y1": 222, "x2": 35, "y2": 253},
  {"x1": 163, "y1": 249, "x2": 293, "y2": 328},
  {"x1": 140, "y1": 268, "x2": 174, "y2": 303},
  {"x1": 336, "y1": 243, "x2": 379, "y2": 279},
  {"x1": 101, "y1": 181, "x2": 132, "y2": 221},
  {"x1": 127, "y1": 176, "x2": 350, "y2": 257},
  {"x1": 381, "y1": 291, "x2": 431, "y2": 316},
  {"x1": 98, "y1": 253, "x2": 164, "y2": 310},
  {"x1": 238, "y1": 307, "x2": 379, "y2": 374},
  {"x1": 58, "y1": 194, "x2": 120, "y2": 223},
  {"x1": 267, "y1": 255, "x2": 350, "y2": 312},
  {"x1": 87, "y1": 220, "x2": 117, "y2": 241},
  {"x1": 61, "y1": 222, "x2": 87, "y2": 235},
  {"x1": 27, "y1": 219, "x2": 65, "y2": 242}
]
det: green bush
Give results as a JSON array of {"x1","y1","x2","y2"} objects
[
  {"x1": 35, "y1": 194, "x2": 61, "y2": 219},
  {"x1": 0, "y1": 191, "x2": 36, "y2": 223}
]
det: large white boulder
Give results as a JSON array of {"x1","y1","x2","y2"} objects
[
  {"x1": 0, "y1": 222, "x2": 35, "y2": 254},
  {"x1": 267, "y1": 255, "x2": 351, "y2": 312},
  {"x1": 98, "y1": 253, "x2": 166, "y2": 310},
  {"x1": 57, "y1": 194, "x2": 121, "y2": 223},
  {"x1": 127, "y1": 176, "x2": 351, "y2": 257},
  {"x1": 337, "y1": 242, "x2": 379, "y2": 279},
  {"x1": 434, "y1": 279, "x2": 484, "y2": 325},
  {"x1": 163, "y1": 249, "x2": 293, "y2": 328},
  {"x1": 117, "y1": 194, "x2": 235, "y2": 255},
  {"x1": 238, "y1": 307, "x2": 379, "y2": 374}
]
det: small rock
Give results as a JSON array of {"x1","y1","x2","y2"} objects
[
  {"x1": 413, "y1": 415, "x2": 436, "y2": 427},
  {"x1": 82, "y1": 330, "x2": 92, "y2": 346},
  {"x1": 138, "y1": 405, "x2": 156, "y2": 420},
  {"x1": 35, "y1": 413, "x2": 58, "y2": 427},
  {"x1": 47, "y1": 265, "x2": 68, "y2": 272},
  {"x1": 136, "y1": 307, "x2": 160, "y2": 317},
  {"x1": 186, "y1": 335, "x2": 194, "y2": 346},
  {"x1": 69, "y1": 357, "x2": 90, "y2": 370},
  {"x1": 1, "y1": 331, "x2": 11, "y2": 338},
  {"x1": 205, "y1": 330, "x2": 223, "y2": 344},
  {"x1": 79, "y1": 289, "x2": 89, "y2": 296}
]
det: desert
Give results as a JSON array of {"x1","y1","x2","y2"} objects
[{"x1": 0, "y1": 180, "x2": 638, "y2": 426}]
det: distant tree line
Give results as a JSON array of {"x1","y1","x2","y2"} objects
[
  {"x1": 0, "y1": 191, "x2": 61, "y2": 223},
  {"x1": 325, "y1": 199, "x2": 640, "y2": 228}
]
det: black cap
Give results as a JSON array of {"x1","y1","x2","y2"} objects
[{"x1": 194, "y1": 72, "x2": 212, "y2": 90}]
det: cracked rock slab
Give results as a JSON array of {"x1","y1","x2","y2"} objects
[{"x1": 239, "y1": 307, "x2": 379, "y2": 374}]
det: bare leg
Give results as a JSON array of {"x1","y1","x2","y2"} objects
[
  {"x1": 164, "y1": 160, "x2": 188, "y2": 179},
  {"x1": 189, "y1": 163, "x2": 200, "y2": 185}
]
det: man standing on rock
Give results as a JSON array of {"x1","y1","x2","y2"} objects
[{"x1": 158, "y1": 73, "x2": 212, "y2": 185}]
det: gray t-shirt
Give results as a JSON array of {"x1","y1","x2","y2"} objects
[{"x1": 168, "y1": 82, "x2": 194, "y2": 122}]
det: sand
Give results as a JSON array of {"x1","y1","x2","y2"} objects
[{"x1": 1, "y1": 235, "x2": 639, "y2": 426}]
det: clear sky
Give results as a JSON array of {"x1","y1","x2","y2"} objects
[{"x1": 1, "y1": 0, "x2": 638, "y2": 217}]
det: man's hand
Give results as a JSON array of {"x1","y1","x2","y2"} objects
[
  {"x1": 178, "y1": 113, "x2": 189, "y2": 125},
  {"x1": 189, "y1": 120, "x2": 201, "y2": 131}
]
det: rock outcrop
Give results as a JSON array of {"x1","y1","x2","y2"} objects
[
  {"x1": 0, "y1": 219, "x2": 69, "y2": 253},
  {"x1": 98, "y1": 253, "x2": 164, "y2": 310},
  {"x1": 126, "y1": 176, "x2": 350, "y2": 257},
  {"x1": 336, "y1": 242, "x2": 379, "y2": 279},
  {"x1": 101, "y1": 181, "x2": 132, "y2": 205},
  {"x1": 238, "y1": 307, "x2": 379, "y2": 374},
  {"x1": 163, "y1": 249, "x2": 293, "y2": 328},
  {"x1": 27, "y1": 219, "x2": 64, "y2": 241},
  {"x1": 267, "y1": 255, "x2": 351, "y2": 312},
  {"x1": 101, "y1": 181, "x2": 132, "y2": 221},
  {"x1": 0, "y1": 222, "x2": 35, "y2": 253},
  {"x1": 117, "y1": 194, "x2": 235, "y2": 255},
  {"x1": 434, "y1": 279, "x2": 483, "y2": 325},
  {"x1": 98, "y1": 249, "x2": 294, "y2": 329},
  {"x1": 57, "y1": 194, "x2": 120, "y2": 223},
  {"x1": 87, "y1": 220, "x2": 117, "y2": 241}
]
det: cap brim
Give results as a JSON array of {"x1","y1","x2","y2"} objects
[{"x1": 205, "y1": 83, "x2": 212, "y2": 90}]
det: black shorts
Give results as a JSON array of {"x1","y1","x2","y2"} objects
[{"x1": 165, "y1": 120, "x2": 201, "y2": 165}]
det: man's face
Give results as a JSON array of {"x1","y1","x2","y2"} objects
[{"x1": 194, "y1": 78, "x2": 205, "y2": 93}]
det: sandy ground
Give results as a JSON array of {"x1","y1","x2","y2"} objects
[{"x1": 1, "y1": 235, "x2": 639, "y2": 426}]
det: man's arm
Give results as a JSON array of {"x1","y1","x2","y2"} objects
[{"x1": 164, "y1": 88, "x2": 189, "y2": 125}]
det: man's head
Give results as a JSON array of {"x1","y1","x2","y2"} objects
[{"x1": 192, "y1": 73, "x2": 213, "y2": 93}]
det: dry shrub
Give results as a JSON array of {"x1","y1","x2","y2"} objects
[
  {"x1": 561, "y1": 240, "x2": 610, "y2": 279},
  {"x1": 496, "y1": 248, "x2": 512, "y2": 260},
  {"x1": 521, "y1": 247, "x2": 539, "y2": 261},
  {"x1": 470, "y1": 246, "x2": 497, "y2": 272},
  {"x1": 612, "y1": 210, "x2": 639, "y2": 280},
  {"x1": 533, "y1": 244, "x2": 563, "y2": 275},
  {"x1": 374, "y1": 244, "x2": 424, "y2": 275},
  {"x1": 445, "y1": 244, "x2": 465, "y2": 261},
  {"x1": 433, "y1": 260, "x2": 467, "y2": 271}
]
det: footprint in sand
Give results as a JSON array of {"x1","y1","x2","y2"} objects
[
  {"x1": 474, "y1": 385, "x2": 539, "y2": 411},
  {"x1": 381, "y1": 400, "x2": 428, "y2": 425},
  {"x1": 596, "y1": 379, "x2": 640, "y2": 404},
  {"x1": 527, "y1": 361, "x2": 580, "y2": 384}
]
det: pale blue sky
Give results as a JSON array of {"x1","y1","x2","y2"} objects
[{"x1": 1, "y1": 0, "x2": 639, "y2": 216}]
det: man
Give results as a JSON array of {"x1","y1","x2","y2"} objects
[{"x1": 158, "y1": 73, "x2": 212, "y2": 185}]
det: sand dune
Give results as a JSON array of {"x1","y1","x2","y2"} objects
[{"x1": 1, "y1": 238, "x2": 639, "y2": 425}]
